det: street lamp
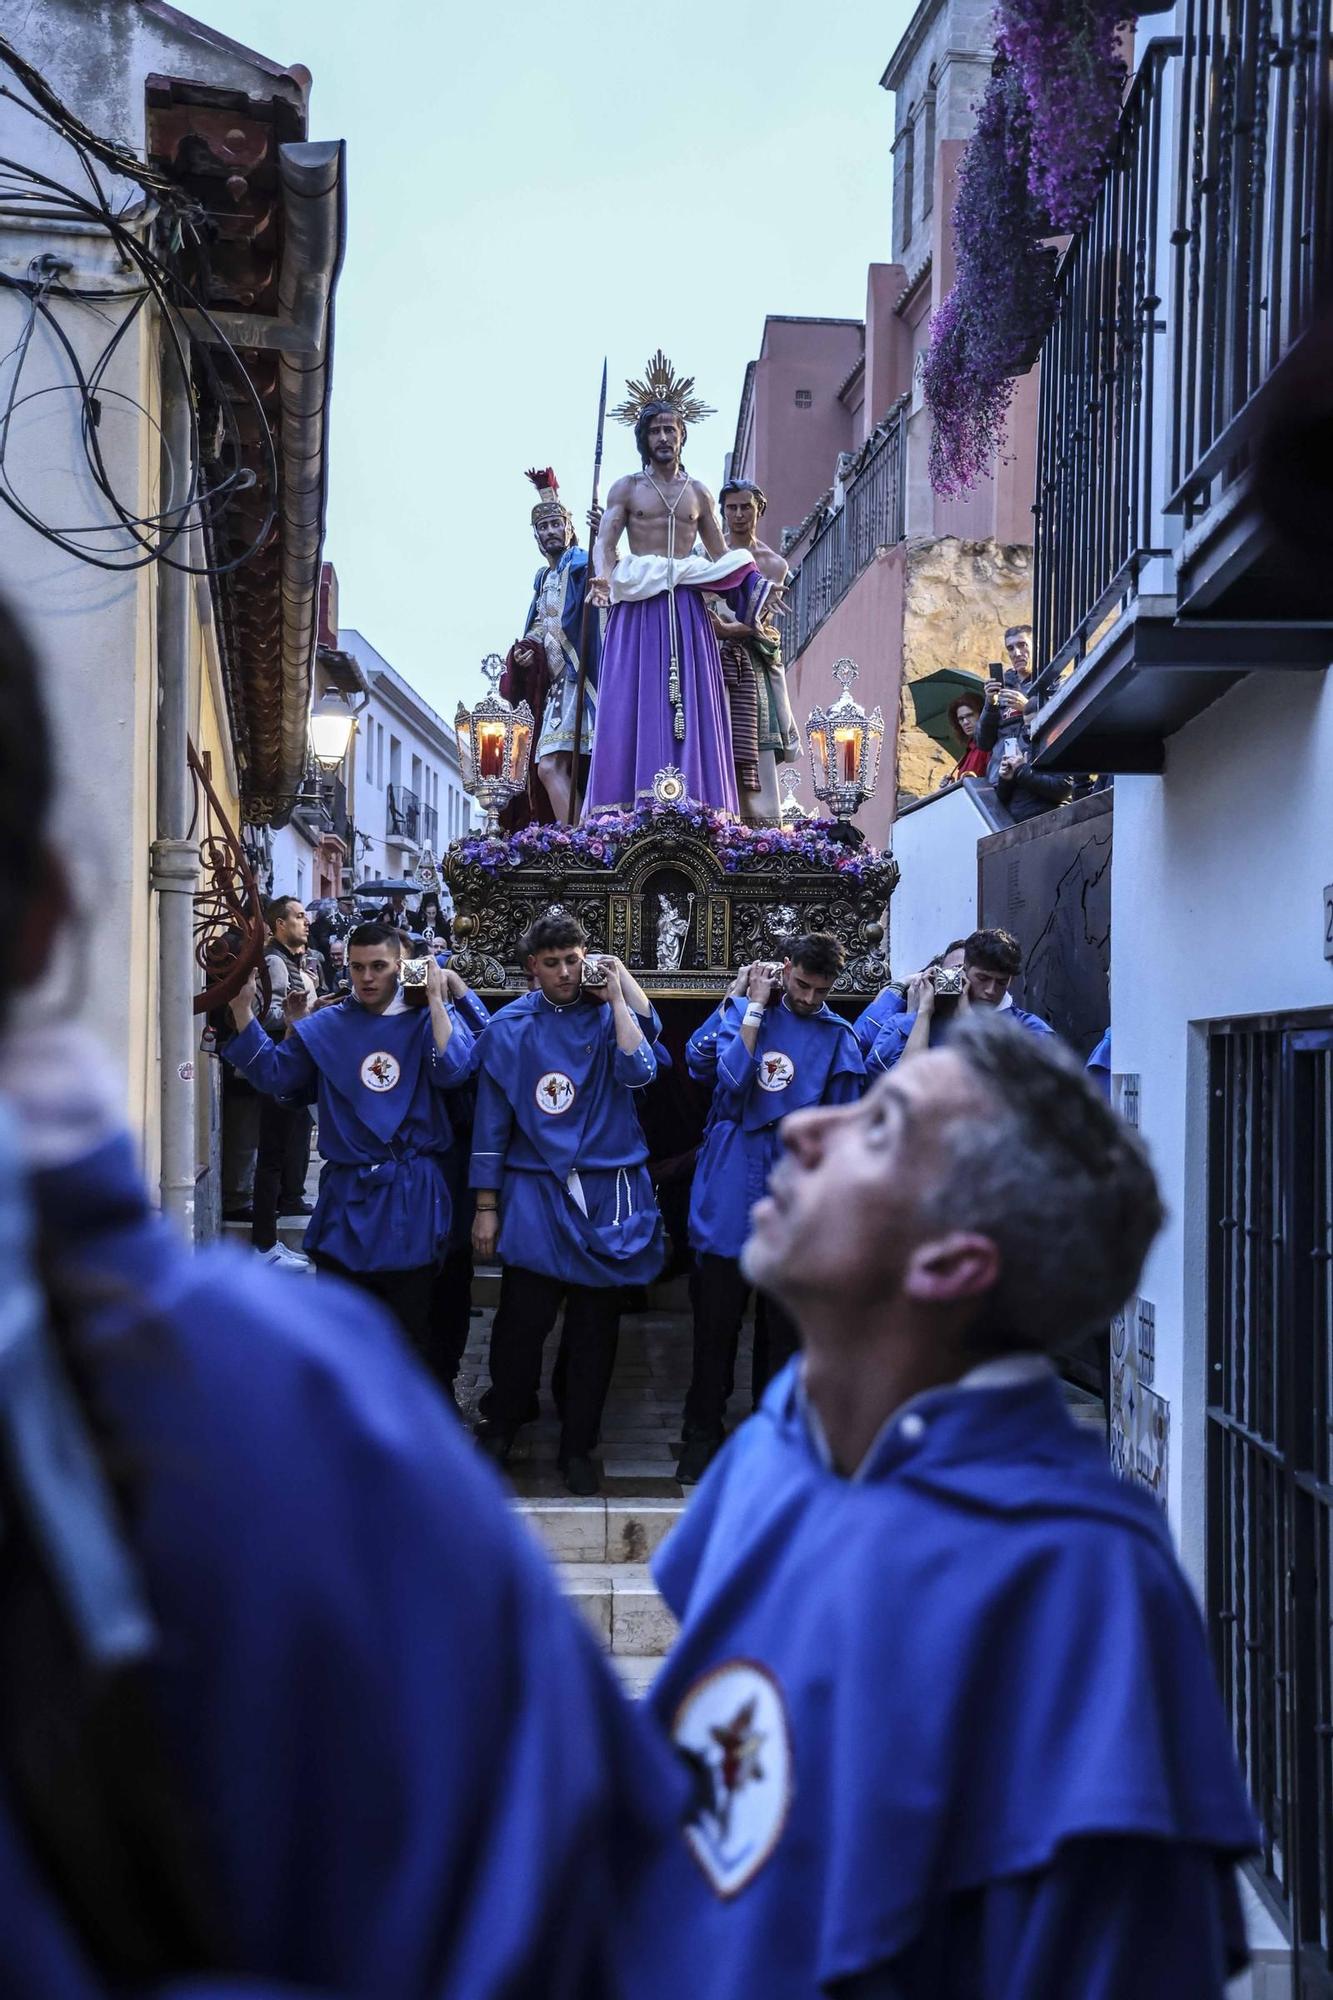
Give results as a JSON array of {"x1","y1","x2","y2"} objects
[
  {"x1": 455, "y1": 653, "x2": 534, "y2": 838},
  {"x1": 805, "y1": 658, "x2": 884, "y2": 823},
  {"x1": 309, "y1": 687, "x2": 358, "y2": 775}
]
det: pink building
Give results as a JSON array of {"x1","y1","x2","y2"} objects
[{"x1": 728, "y1": 0, "x2": 1040, "y2": 850}]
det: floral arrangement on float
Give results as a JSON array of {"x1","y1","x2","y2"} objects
[
  {"x1": 452, "y1": 804, "x2": 884, "y2": 883},
  {"x1": 924, "y1": 0, "x2": 1133, "y2": 497}
]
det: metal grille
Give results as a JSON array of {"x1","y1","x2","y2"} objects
[
  {"x1": 1207, "y1": 1021, "x2": 1333, "y2": 1993},
  {"x1": 781, "y1": 401, "x2": 907, "y2": 663},
  {"x1": 1169, "y1": 0, "x2": 1333, "y2": 520},
  {"x1": 1031, "y1": 42, "x2": 1177, "y2": 700}
]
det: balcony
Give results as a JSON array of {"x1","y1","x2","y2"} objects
[
  {"x1": 422, "y1": 802, "x2": 439, "y2": 850},
  {"x1": 386, "y1": 783, "x2": 421, "y2": 844},
  {"x1": 781, "y1": 399, "x2": 907, "y2": 660},
  {"x1": 1169, "y1": 0, "x2": 1333, "y2": 612},
  {"x1": 1028, "y1": 23, "x2": 1333, "y2": 777}
]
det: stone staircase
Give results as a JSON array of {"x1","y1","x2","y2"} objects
[{"x1": 512, "y1": 1497, "x2": 682, "y2": 1695}]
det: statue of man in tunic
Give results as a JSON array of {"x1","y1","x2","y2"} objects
[
  {"x1": 709, "y1": 479, "x2": 800, "y2": 826},
  {"x1": 581, "y1": 354, "x2": 774, "y2": 820}
]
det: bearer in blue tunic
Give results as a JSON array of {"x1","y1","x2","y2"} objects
[
  {"x1": 471, "y1": 911, "x2": 665, "y2": 1496},
  {"x1": 224, "y1": 923, "x2": 477, "y2": 1353},
  {"x1": 678, "y1": 934, "x2": 865, "y2": 1484},
  {"x1": 628, "y1": 1015, "x2": 1257, "y2": 2000},
  {"x1": 427, "y1": 947, "x2": 494, "y2": 1400},
  {"x1": 851, "y1": 976, "x2": 907, "y2": 1054},
  {"x1": 867, "y1": 926, "x2": 1054, "y2": 1075}
]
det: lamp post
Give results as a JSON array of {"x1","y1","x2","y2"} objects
[
  {"x1": 454, "y1": 653, "x2": 534, "y2": 838},
  {"x1": 804, "y1": 658, "x2": 884, "y2": 824}
]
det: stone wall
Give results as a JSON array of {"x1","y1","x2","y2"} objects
[{"x1": 895, "y1": 536, "x2": 1033, "y2": 805}]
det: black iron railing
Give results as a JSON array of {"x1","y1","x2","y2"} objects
[
  {"x1": 1207, "y1": 1021, "x2": 1333, "y2": 1988},
  {"x1": 782, "y1": 400, "x2": 907, "y2": 661},
  {"x1": 1031, "y1": 42, "x2": 1178, "y2": 700},
  {"x1": 386, "y1": 783, "x2": 421, "y2": 841},
  {"x1": 1169, "y1": 0, "x2": 1333, "y2": 520},
  {"x1": 422, "y1": 803, "x2": 439, "y2": 849}
]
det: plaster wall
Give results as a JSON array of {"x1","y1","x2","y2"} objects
[
  {"x1": 784, "y1": 546, "x2": 905, "y2": 853},
  {"x1": 887, "y1": 782, "x2": 988, "y2": 975},
  {"x1": 745, "y1": 319, "x2": 864, "y2": 546},
  {"x1": 1110, "y1": 667, "x2": 1333, "y2": 1595}
]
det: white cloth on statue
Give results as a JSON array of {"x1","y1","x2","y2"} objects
[{"x1": 609, "y1": 549, "x2": 765, "y2": 606}]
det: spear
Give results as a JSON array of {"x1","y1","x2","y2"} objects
[{"x1": 567, "y1": 357, "x2": 608, "y2": 825}]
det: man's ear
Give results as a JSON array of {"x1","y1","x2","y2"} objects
[
  {"x1": 903, "y1": 1231, "x2": 1000, "y2": 1305},
  {"x1": 16, "y1": 847, "x2": 70, "y2": 990}
]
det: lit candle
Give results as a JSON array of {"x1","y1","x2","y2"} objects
[
  {"x1": 835, "y1": 729, "x2": 858, "y2": 785},
  {"x1": 479, "y1": 724, "x2": 504, "y2": 779}
]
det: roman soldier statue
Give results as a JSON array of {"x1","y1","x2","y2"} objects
[{"x1": 499, "y1": 467, "x2": 600, "y2": 827}]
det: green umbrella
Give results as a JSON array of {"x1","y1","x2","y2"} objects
[{"x1": 907, "y1": 666, "x2": 988, "y2": 752}]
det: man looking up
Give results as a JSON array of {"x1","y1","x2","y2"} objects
[
  {"x1": 630, "y1": 1018, "x2": 1256, "y2": 1999},
  {"x1": 866, "y1": 926, "x2": 1053, "y2": 1073},
  {"x1": 677, "y1": 935, "x2": 864, "y2": 1484},
  {"x1": 583, "y1": 378, "x2": 773, "y2": 817},
  {"x1": 248, "y1": 893, "x2": 318, "y2": 1269},
  {"x1": 225, "y1": 924, "x2": 478, "y2": 1350},
  {"x1": 471, "y1": 912, "x2": 666, "y2": 1495},
  {"x1": 709, "y1": 480, "x2": 799, "y2": 825}
]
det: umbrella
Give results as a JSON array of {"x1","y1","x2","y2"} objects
[
  {"x1": 355, "y1": 877, "x2": 421, "y2": 897},
  {"x1": 907, "y1": 666, "x2": 988, "y2": 753}
]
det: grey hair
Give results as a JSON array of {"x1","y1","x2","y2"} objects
[{"x1": 918, "y1": 1013, "x2": 1164, "y2": 1350}]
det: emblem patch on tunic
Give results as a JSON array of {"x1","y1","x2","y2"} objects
[
  {"x1": 535, "y1": 1070, "x2": 577, "y2": 1116},
  {"x1": 672, "y1": 1659, "x2": 793, "y2": 1899},
  {"x1": 360, "y1": 1050, "x2": 401, "y2": 1092},
  {"x1": 756, "y1": 1052, "x2": 795, "y2": 1093}
]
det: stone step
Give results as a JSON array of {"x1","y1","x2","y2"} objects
[
  {"x1": 514, "y1": 1497, "x2": 683, "y2": 1564},
  {"x1": 613, "y1": 1655, "x2": 664, "y2": 1698},
  {"x1": 557, "y1": 1561, "x2": 677, "y2": 1658},
  {"x1": 223, "y1": 1217, "x2": 310, "y2": 1253}
]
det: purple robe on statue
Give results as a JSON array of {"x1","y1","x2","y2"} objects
[{"x1": 583, "y1": 550, "x2": 771, "y2": 817}]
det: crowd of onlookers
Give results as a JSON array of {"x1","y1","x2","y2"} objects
[{"x1": 942, "y1": 622, "x2": 1103, "y2": 823}]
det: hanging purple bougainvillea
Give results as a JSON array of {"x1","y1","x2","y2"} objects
[
  {"x1": 923, "y1": 65, "x2": 1058, "y2": 496},
  {"x1": 995, "y1": 0, "x2": 1130, "y2": 231}
]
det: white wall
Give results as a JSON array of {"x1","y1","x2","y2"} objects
[
  {"x1": 1111, "y1": 666, "x2": 1333, "y2": 1586},
  {"x1": 887, "y1": 782, "x2": 989, "y2": 976}
]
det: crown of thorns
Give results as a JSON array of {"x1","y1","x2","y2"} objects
[{"x1": 611, "y1": 350, "x2": 716, "y2": 429}]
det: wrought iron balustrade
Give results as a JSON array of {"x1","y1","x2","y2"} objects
[
  {"x1": 782, "y1": 400, "x2": 907, "y2": 661},
  {"x1": 386, "y1": 783, "x2": 421, "y2": 841},
  {"x1": 1031, "y1": 41, "x2": 1178, "y2": 701},
  {"x1": 422, "y1": 803, "x2": 439, "y2": 849},
  {"x1": 1170, "y1": 0, "x2": 1333, "y2": 519}
]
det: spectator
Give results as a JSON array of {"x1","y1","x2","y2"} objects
[
  {"x1": 852, "y1": 941, "x2": 965, "y2": 1056},
  {"x1": 943, "y1": 693, "x2": 989, "y2": 782},
  {"x1": 308, "y1": 891, "x2": 356, "y2": 968},
  {"x1": 678, "y1": 937, "x2": 865, "y2": 1484},
  {"x1": 248, "y1": 895, "x2": 320, "y2": 1268},
  {"x1": 867, "y1": 928, "x2": 1054, "y2": 1073},
  {"x1": 629, "y1": 1016, "x2": 1255, "y2": 1999},
  {"x1": 1004, "y1": 621, "x2": 1033, "y2": 684},
  {"x1": 416, "y1": 891, "x2": 451, "y2": 944},
  {"x1": 376, "y1": 888, "x2": 411, "y2": 927},
  {"x1": 0, "y1": 594, "x2": 686, "y2": 1999},
  {"x1": 992, "y1": 716, "x2": 1073, "y2": 824}
]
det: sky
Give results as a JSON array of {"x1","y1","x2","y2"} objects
[{"x1": 193, "y1": 0, "x2": 915, "y2": 724}]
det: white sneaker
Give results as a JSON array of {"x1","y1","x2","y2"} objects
[{"x1": 258, "y1": 1242, "x2": 311, "y2": 1273}]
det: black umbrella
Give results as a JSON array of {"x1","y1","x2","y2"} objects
[{"x1": 355, "y1": 877, "x2": 421, "y2": 897}]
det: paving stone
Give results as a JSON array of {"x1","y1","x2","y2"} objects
[
  {"x1": 515, "y1": 1499, "x2": 607, "y2": 1562},
  {"x1": 611, "y1": 1571, "x2": 677, "y2": 1657},
  {"x1": 606, "y1": 1499, "x2": 683, "y2": 1563}
]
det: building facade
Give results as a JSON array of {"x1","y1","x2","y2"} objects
[
  {"x1": 342, "y1": 629, "x2": 474, "y2": 889},
  {"x1": 0, "y1": 0, "x2": 344, "y2": 1237},
  {"x1": 728, "y1": 0, "x2": 1040, "y2": 849}
]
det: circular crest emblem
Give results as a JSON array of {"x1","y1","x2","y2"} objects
[
  {"x1": 672, "y1": 1660, "x2": 793, "y2": 1899},
  {"x1": 535, "y1": 1070, "x2": 577, "y2": 1116},
  {"x1": 360, "y1": 1049, "x2": 401, "y2": 1093},
  {"x1": 756, "y1": 1051, "x2": 796, "y2": 1094},
  {"x1": 651, "y1": 764, "x2": 687, "y2": 807}
]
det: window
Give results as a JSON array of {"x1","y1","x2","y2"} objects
[
  {"x1": 389, "y1": 734, "x2": 402, "y2": 789},
  {"x1": 795, "y1": 388, "x2": 813, "y2": 409},
  {"x1": 922, "y1": 80, "x2": 936, "y2": 218}
]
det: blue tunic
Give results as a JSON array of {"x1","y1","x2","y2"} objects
[
  {"x1": 851, "y1": 983, "x2": 906, "y2": 1055},
  {"x1": 470, "y1": 990, "x2": 666, "y2": 1288},
  {"x1": 866, "y1": 1001, "x2": 1054, "y2": 1075},
  {"x1": 223, "y1": 998, "x2": 477, "y2": 1272},
  {"x1": 1, "y1": 1131, "x2": 687, "y2": 1999},
  {"x1": 687, "y1": 1000, "x2": 865, "y2": 1260},
  {"x1": 1087, "y1": 1026, "x2": 1113, "y2": 1100},
  {"x1": 629, "y1": 1365, "x2": 1256, "y2": 1999}
]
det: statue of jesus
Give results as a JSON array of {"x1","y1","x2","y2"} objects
[{"x1": 581, "y1": 359, "x2": 774, "y2": 819}]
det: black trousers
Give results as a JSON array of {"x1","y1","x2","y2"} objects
[
  {"x1": 313, "y1": 1252, "x2": 436, "y2": 1356},
  {"x1": 683, "y1": 1253, "x2": 800, "y2": 1443},
  {"x1": 486, "y1": 1265, "x2": 620, "y2": 1461},
  {"x1": 251, "y1": 1098, "x2": 312, "y2": 1251},
  {"x1": 425, "y1": 1242, "x2": 474, "y2": 1390}
]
